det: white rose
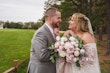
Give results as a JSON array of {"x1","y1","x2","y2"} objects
[
  {"x1": 86, "y1": 58, "x2": 89, "y2": 61},
  {"x1": 64, "y1": 42, "x2": 71, "y2": 49},
  {"x1": 61, "y1": 37, "x2": 68, "y2": 42},
  {"x1": 69, "y1": 36, "x2": 76, "y2": 41},
  {"x1": 80, "y1": 49, "x2": 85, "y2": 54},
  {"x1": 54, "y1": 41, "x2": 60, "y2": 48},
  {"x1": 73, "y1": 57, "x2": 77, "y2": 62},
  {"x1": 71, "y1": 41, "x2": 76, "y2": 45},
  {"x1": 59, "y1": 51, "x2": 66, "y2": 57},
  {"x1": 61, "y1": 41, "x2": 64, "y2": 45},
  {"x1": 74, "y1": 50, "x2": 80, "y2": 57},
  {"x1": 56, "y1": 36, "x2": 60, "y2": 41},
  {"x1": 75, "y1": 48, "x2": 80, "y2": 51}
]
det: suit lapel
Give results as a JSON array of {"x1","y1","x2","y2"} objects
[{"x1": 43, "y1": 24, "x2": 56, "y2": 42}]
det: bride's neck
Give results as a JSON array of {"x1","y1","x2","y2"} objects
[
  {"x1": 71, "y1": 29, "x2": 79, "y2": 35},
  {"x1": 71, "y1": 30, "x2": 83, "y2": 38}
]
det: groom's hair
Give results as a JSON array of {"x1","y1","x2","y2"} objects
[{"x1": 44, "y1": 7, "x2": 60, "y2": 19}]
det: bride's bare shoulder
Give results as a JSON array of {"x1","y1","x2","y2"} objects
[{"x1": 82, "y1": 32, "x2": 95, "y2": 44}]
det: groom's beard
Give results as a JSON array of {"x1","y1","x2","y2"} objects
[
  {"x1": 56, "y1": 23, "x2": 60, "y2": 28},
  {"x1": 53, "y1": 23, "x2": 59, "y2": 28}
]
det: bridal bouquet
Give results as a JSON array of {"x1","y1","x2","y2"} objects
[{"x1": 48, "y1": 34, "x2": 87, "y2": 67}]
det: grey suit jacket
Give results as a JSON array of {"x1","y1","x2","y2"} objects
[{"x1": 27, "y1": 24, "x2": 56, "y2": 73}]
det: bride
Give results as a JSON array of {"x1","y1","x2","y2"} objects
[{"x1": 56, "y1": 13, "x2": 101, "y2": 73}]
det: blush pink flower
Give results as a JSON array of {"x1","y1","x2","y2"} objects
[
  {"x1": 79, "y1": 57, "x2": 86, "y2": 65},
  {"x1": 80, "y1": 49, "x2": 85, "y2": 54},
  {"x1": 66, "y1": 47, "x2": 75, "y2": 54},
  {"x1": 64, "y1": 42, "x2": 71, "y2": 49},
  {"x1": 73, "y1": 57, "x2": 78, "y2": 62},
  {"x1": 66, "y1": 54, "x2": 74, "y2": 63}
]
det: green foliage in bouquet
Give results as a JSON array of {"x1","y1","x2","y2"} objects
[
  {"x1": 48, "y1": 43, "x2": 59, "y2": 63},
  {"x1": 76, "y1": 60, "x2": 81, "y2": 67},
  {"x1": 74, "y1": 36, "x2": 83, "y2": 49},
  {"x1": 75, "y1": 36, "x2": 84, "y2": 67},
  {"x1": 60, "y1": 31, "x2": 64, "y2": 37}
]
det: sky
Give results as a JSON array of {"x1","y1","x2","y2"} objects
[{"x1": 0, "y1": 0, "x2": 47, "y2": 22}]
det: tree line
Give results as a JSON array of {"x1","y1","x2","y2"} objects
[{"x1": 3, "y1": 20, "x2": 43, "y2": 29}]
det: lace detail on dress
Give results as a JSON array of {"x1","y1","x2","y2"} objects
[
  {"x1": 56, "y1": 43, "x2": 101, "y2": 73},
  {"x1": 83, "y1": 43, "x2": 97, "y2": 64}
]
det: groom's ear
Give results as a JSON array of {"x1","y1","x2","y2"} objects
[{"x1": 47, "y1": 16, "x2": 52, "y2": 20}]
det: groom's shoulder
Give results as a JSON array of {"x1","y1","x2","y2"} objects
[
  {"x1": 37, "y1": 25, "x2": 46, "y2": 32},
  {"x1": 34, "y1": 24, "x2": 46, "y2": 35}
]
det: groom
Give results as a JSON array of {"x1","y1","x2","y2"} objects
[{"x1": 27, "y1": 7, "x2": 62, "y2": 73}]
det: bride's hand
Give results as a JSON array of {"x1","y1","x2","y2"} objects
[{"x1": 63, "y1": 30, "x2": 70, "y2": 36}]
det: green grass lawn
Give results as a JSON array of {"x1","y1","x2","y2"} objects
[{"x1": 0, "y1": 29, "x2": 35, "y2": 73}]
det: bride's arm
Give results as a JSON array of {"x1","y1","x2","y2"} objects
[
  {"x1": 54, "y1": 29, "x2": 75, "y2": 37},
  {"x1": 63, "y1": 30, "x2": 74, "y2": 36},
  {"x1": 85, "y1": 45, "x2": 97, "y2": 64},
  {"x1": 82, "y1": 32, "x2": 96, "y2": 64}
]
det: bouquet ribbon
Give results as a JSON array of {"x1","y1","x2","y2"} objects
[{"x1": 58, "y1": 62, "x2": 66, "y2": 73}]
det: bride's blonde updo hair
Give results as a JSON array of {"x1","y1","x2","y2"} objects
[{"x1": 71, "y1": 13, "x2": 89, "y2": 33}]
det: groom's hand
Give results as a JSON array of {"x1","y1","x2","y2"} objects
[{"x1": 54, "y1": 28, "x2": 60, "y2": 36}]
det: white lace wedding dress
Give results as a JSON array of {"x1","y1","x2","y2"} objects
[{"x1": 56, "y1": 43, "x2": 101, "y2": 73}]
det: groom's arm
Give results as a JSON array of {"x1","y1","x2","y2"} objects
[{"x1": 31, "y1": 32, "x2": 51, "y2": 62}]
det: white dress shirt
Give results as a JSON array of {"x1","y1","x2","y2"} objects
[{"x1": 45, "y1": 23, "x2": 55, "y2": 39}]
